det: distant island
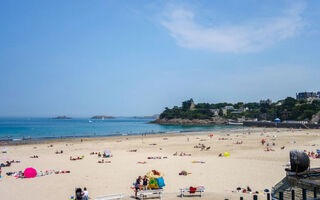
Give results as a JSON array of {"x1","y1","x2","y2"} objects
[
  {"x1": 91, "y1": 115, "x2": 115, "y2": 119},
  {"x1": 54, "y1": 115, "x2": 72, "y2": 119},
  {"x1": 152, "y1": 93, "x2": 320, "y2": 125}
]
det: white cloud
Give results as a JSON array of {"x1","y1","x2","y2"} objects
[{"x1": 161, "y1": 3, "x2": 306, "y2": 53}]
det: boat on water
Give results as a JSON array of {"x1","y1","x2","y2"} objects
[
  {"x1": 88, "y1": 120, "x2": 93, "y2": 123},
  {"x1": 227, "y1": 121, "x2": 243, "y2": 125}
]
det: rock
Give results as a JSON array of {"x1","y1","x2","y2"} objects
[
  {"x1": 149, "y1": 116, "x2": 227, "y2": 125},
  {"x1": 311, "y1": 111, "x2": 320, "y2": 124},
  {"x1": 54, "y1": 116, "x2": 71, "y2": 119}
]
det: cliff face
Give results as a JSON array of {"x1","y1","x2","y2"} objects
[
  {"x1": 150, "y1": 116, "x2": 227, "y2": 125},
  {"x1": 311, "y1": 111, "x2": 320, "y2": 124}
]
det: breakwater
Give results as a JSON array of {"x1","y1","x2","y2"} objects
[{"x1": 243, "y1": 121, "x2": 320, "y2": 129}]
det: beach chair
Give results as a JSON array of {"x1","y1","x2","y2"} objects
[
  {"x1": 137, "y1": 189, "x2": 163, "y2": 200},
  {"x1": 179, "y1": 186, "x2": 205, "y2": 198},
  {"x1": 95, "y1": 193, "x2": 124, "y2": 200}
]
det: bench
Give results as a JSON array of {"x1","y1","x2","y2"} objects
[
  {"x1": 179, "y1": 187, "x2": 205, "y2": 198},
  {"x1": 95, "y1": 193, "x2": 125, "y2": 200},
  {"x1": 137, "y1": 189, "x2": 163, "y2": 200}
]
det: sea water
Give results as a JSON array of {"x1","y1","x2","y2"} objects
[{"x1": 0, "y1": 117, "x2": 241, "y2": 140}]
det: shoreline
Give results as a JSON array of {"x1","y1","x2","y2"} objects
[
  {"x1": 0, "y1": 126, "x2": 245, "y2": 146},
  {"x1": 0, "y1": 126, "x2": 296, "y2": 147}
]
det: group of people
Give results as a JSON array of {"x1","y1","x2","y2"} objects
[
  {"x1": 55, "y1": 150, "x2": 63, "y2": 154},
  {"x1": 134, "y1": 176, "x2": 149, "y2": 197},
  {"x1": 97, "y1": 159, "x2": 111, "y2": 163},
  {"x1": 173, "y1": 152, "x2": 191, "y2": 156},
  {"x1": 0, "y1": 160, "x2": 20, "y2": 167},
  {"x1": 30, "y1": 155, "x2": 39, "y2": 158},
  {"x1": 305, "y1": 150, "x2": 320, "y2": 159},
  {"x1": 74, "y1": 187, "x2": 88, "y2": 200}
]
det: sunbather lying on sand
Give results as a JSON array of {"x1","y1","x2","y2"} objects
[
  {"x1": 70, "y1": 156, "x2": 84, "y2": 160},
  {"x1": 192, "y1": 161, "x2": 205, "y2": 164},
  {"x1": 194, "y1": 144, "x2": 205, "y2": 148},
  {"x1": 147, "y1": 156, "x2": 167, "y2": 159},
  {"x1": 0, "y1": 160, "x2": 20, "y2": 167},
  {"x1": 264, "y1": 147, "x2": 275, "y2": 152},
  {"x1": 137, "y1": 161, "x2": 147, "y2": 164},
  {"x1": 30, "y1": 155, "x2": 39, "y2": 158},
  {"x1": 98, "y1": 159, "x2": 111, "y2": 163},
  {"x1": 201, "y1": 146, "x2": 211, "y2": 151},
  {"x1": 179, "y1": 152, "x2": 191, "y2": 156},
  {"x1": 55, "y1": 150, "x2": 63, "y2": 154},
  {"x1": 128, "y1": 149, "x2": 137, "y2": 152},
  {"x1": 179, "y1": 170, "x2": 191, "y2": 176}
]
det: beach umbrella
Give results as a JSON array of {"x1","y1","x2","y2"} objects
[
  {"x1": 104, "y1": 150, "x2": 111, "y2": 154},
  {"x1": 24, "y1": 168, "x2": 37, "y2": 178}
]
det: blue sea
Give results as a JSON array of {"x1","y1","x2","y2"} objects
[{"x1": 0, "y1": 117, "x2": 241, "y2": 141}]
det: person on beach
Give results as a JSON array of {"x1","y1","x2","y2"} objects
[
  {"x1": 83, "y1": 187, "x2": 88, "y2": 200},
  {"x1": 143, "y1": 176, "x2": 149, "y2": 190},
  {"x1": 0, "y1": 166, "x2": 2, "y2": 177},
  {"x1": 135, "y1": 176, "x2": 142, "y2": 197}
]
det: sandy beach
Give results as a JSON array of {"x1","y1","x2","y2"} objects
[{"x1": 1, "y1": 128, "x2": 320, "y2": 200}]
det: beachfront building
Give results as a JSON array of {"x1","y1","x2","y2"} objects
[
  {"x1": 260, "y1": 99, "x2": 272, "y2": 105},
  {"x1": 230, "y1": 107, "x2": 248, "y2": 114},
  {"x1": 296, "y1": 92, "x2": 319, "y2": 100}
]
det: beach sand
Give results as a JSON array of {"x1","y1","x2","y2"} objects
[{"x1": 1, "y1": 128, "x2": 320, "y2": 200}]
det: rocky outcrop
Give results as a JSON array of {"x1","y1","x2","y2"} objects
[
  {"x1": 149, "y1": 116, "x2": 227, "y2": 125},
  {"x1": 54, "y1": 116, "x2": 71, "y2": 119},
  {"x1": 311, "y1": 111, "x2": 320, "y2": 124}
]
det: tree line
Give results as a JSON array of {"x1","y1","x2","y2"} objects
[{"x1": 159, "y1": 97, "x2": 320, "y2": 122}]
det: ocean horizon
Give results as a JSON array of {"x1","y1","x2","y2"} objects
[{"x1": 0, "y1": 117, "x2": 241, "y2": 141}]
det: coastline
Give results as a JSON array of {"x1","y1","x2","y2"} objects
[{"x1": 0, "y1": 127, "x2": 245, "y2": 146}]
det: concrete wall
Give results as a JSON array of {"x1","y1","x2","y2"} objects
[{"x1": 243, "y1": 121, "x2": 320, "y2": 129}]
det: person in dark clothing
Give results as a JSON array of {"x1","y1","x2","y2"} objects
[
  {"x1": 75, "y1": 188, "x2": 83, "y2": 200},
  {"x1": 142, "y1": 176, "x2": 149, "y2": 190},
  {"x1": 135, "y1": 176, "x2": 142, "y2": 197}
]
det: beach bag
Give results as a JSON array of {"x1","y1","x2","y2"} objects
[
  {"x1": 156, "y1": 177, "x2": 165, "y2": 188},
  {"x1": 148, "y1": 178, "x2": 159, "y2": 189}
]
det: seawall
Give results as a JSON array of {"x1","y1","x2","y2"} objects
[{"x1": 243, "y1": 121, "x2": 320, "y2": 129}]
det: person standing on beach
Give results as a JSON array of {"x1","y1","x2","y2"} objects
[
  {"x1": 143, "y1": 176, "x2": 149, "y2": 190},
  {"x1": 83, "y1": 187, "x2": 88, "y2": 200},
  {"x1": 0, "y1": 166, "x2": 2, "y2": 177},
  {"x1": 135, "y1": 176, "x2": 142, "y2": 197}
]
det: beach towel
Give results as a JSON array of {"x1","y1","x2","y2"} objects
[
  {"x1": 156, "y1": 177, "x2": 165, "y2": 188},
  {"x1": 148, "y1": 178, "x2": 159, "y2": 189}
]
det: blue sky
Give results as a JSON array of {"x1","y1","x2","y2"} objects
[{"x1": 0, "y1": 0, "x2": 320, "y2": 117}]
